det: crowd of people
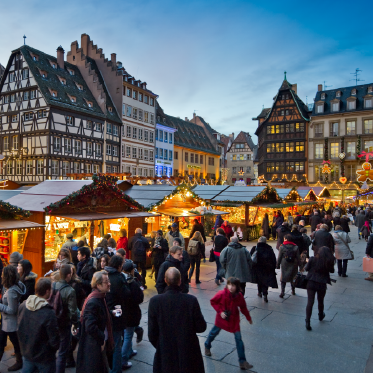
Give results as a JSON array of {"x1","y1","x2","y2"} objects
[{"x1": 0, "y1": 204, "x2": 370, "y2": 372}]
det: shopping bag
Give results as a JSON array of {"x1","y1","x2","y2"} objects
[
  {"x1": 363, "y1": 257, "x2": 373, "y2": 272},
  {"x1": 209, "y1": 249, "x2": 215, "y2": 263},
  {"x1": 293, "y1": 272, "x2": 308, "y2": 289}
]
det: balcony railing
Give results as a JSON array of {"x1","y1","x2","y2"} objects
[{"x1": 315, "y1": 132, "x2": 324, "y2": 137}]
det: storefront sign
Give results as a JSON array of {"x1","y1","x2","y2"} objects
[
  {"x1": 53, "y1": 222, "x2": 69, "y2": 229},
  {"x1": 110, "y1": 224, "x2": 121, "y2": 231},
  {"x1": 156, "y1": 160, "x2": 172, "y2": 166},
  {"x1": 73, "y1": 222, "x2": 89, "y2": 228}
]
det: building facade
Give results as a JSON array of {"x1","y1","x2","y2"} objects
[
  {"x1": 308, "y1": 83, "x2": 373, "y2": 189},
  {"x1": 226, "y1": 131, "x2": 256, "y2": 185},
  {"x1": 254, "y1": 78, "x2": 310, "y2": 182},
  {"x1": 155, "y1": 120, "x2": 177, "y2": 177}
]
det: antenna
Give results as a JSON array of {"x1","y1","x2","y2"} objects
[
  {"x1": 306, "y1": 96, "x2": 308, "y2": 105},
  {"x1": 350, "y1": 68, "x2": 364, "y2": 86},
  {"x1": 323, "y1": 81, "x2": 332, "y2": 90},
  {"x1": 23, "y1": 35, "x2": 27, "y2": 45}
]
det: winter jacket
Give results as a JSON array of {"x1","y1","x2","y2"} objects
[
  {"x1": 340, "y1": 217, "x2": 350, "y2": 233},
  {"x1": 0, "y1": 281, "x2": 26, "y2": 332},
  {"x1": 92, "y1": 246, "x2": 112, "y2": 260},
  {"x1": 276, "y1": 241, "x2": 300, "y2": 283},
  {"x1": 302, "y1": 233, "x2": 312, "y2": 250},
  {"x1": 360, "y1": 222, "x2": 372, "y2": 237},
  {"x1": 221, "y1": 224, "x2": 234, "y2": 239},
  {"x1": 213, "y1": 215, "x2": 224, "y2": 230},
  {"x1": 261, "y1": 216, "x2": 270, "y2": 239},
  {"x1": 61, "y1": 239, "x2": 77, "y2": 251},
  {"x1": 310, "y1": 215, "x2": 322, "y2": 231},
  {"x1": 287, "y1": 215, "x2": 294, "y2": 226},
  {"x1": 150, "y1": 238, "x2": 169, "y2": 267},
  {"x1": 77, "y1": 257, "x2": 96, "y2": 295},
  {"x1": 211, "y1": 288, "x2": 251, "y2": 333},
  {"x1": 76, "y1": 296, "x2": 109, "y2": 373},
  {"x1": 290, "y1": 229, "x2": 307, "y2": 254},
  {"x1": 312, "y1": 228, "x2": 335, "y2": 255},
  {"x1": 220, "y1": 242, "x2": 252, "y2": 283},
  {"x1": 275, "y1": 214, "x2": 284, "y2": 229},
  {"x1": 18, "y1": 295, "x2": 60, "y2": 363},
  {"x1": 128, "y1": 233, "x2": 151, "y2": 262},
  {"x1": 305, "y1": 256, "x2": 334, "y2": 285},
  {"x1": 189, "y1": 222, "x2": 206, "y2": 242},
  {"x1": 366, "y1": 234, "x2": 373, "y2": 257},
  {"x1": 276, "y1": 225, "x2": 291, "y2": 250},
  {"x1": 148, "y1": 286, "x2": 206, "y2": 373},
  {"x1": 69, "y1": 277, "x2": 86, "y2": 311},
  {"x1": 20, "y1": 271, "x2": 37, "y2": 303},
  {"x1": 122, "y1": 273, "x2": 144, "y2": 327},
  {"x1": 156, "y1": 255, "x2": 189, "y2": 294},
  {"x1": 250, "y1": 242, "x2": 278, "y2": 288},
  {"x1": 54, "y1": 280, "x2": 78, "y2": 328},
  {"x1": 355, "y1": 212, "x2": 367, "y2": 230},
  {"x1": 213, "y1": 235, "x2": 229, "y2": 256},
  {"x1": 116, "y1": 236, "x2": 128, "y2": 251},
  {"x1": 165, "y1": 231, "x2": 185, "y2": 250},
  {"x1": 332, "y1": 230, "x2": 353, "y2": 260}
]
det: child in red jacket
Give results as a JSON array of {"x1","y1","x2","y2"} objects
[{"x1": 204, "y1": 277, "x2": 253, "y2": 371}]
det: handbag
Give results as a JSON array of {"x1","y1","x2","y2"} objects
[
  {"x1": 336, "y1": 232, "x2": 354, "y2": 260},
  {"x1": 251, "y1": 250, "x2": 258, "y2": 264},
  {"x1": 209, "y1": 249, "x2": 215, "y2": 262},
  {"x1": 293, "y1": 272, "x2": 308, "y2": 289}
]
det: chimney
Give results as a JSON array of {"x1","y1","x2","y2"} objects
[
  {"x1": 57, "y1": 46, "x2": 64, "y2": 70},
  {"x1": 193, "y1": 113, "x2": 196, "y2": 118},
  {"x1": 185, "y1": 117, "x2": 189, "y2": 121},
  {"x1": 292, "y1": 83, "x2": 297, "y2": 94},
  {"x1": 116, "y1": 61, "x2": 123, "y2": 69},
  {"x1": 318, "y1": 84, "x2": 323, "y2": 92},
  {"x1": 111, "y1": 53, "x2": 116, "y2": 65},
  {"x1": 81, "y1": 33, "x2": 90, "y2": 56}
]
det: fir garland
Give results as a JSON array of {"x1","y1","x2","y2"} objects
[
  {"x1": 0, "y1": 201, "x2": 31, "y2": 219},
  {"x1": 44, "y1": 174, "x2": 144, "y2": 214},
  {"x1": 357, "y1": 135, "x2": 361, "y2": 159},
  {"x1": 324, "y1": 139, "x2": 329, "y2": 183},
  {"x1": 214, "y1": 187, "x2": 282, "y2": 205},
  {"x1": 340, "y1": 136, "x2": 345, "y2": 177}
]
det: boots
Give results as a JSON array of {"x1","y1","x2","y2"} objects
[
  {"x1": 319, "y1": 312, "x2": 325, "y2": 321},
  {"x1": 291, "y1": 286, "x2": 296, "y2": 296},
  {"x1": 239, "y1": 361, "x2": 254, "y2": 370},
  {"x1": 279, "y1": 282, "x2": 285, "y2": 298},
  {"x1": 263, "y1": 295, "x2": 268, "y2": 303},
  {"x1": 8, "y1": 352, "x2": 22, "y2": 371},
  {"x1": 305, "y1": 319, "x2": 312, "y2": 331}
]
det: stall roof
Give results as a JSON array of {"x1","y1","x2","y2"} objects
[
  {"x1": 212, "y1": 186, "x2": 267, "y2": 203},
  {"x1": 0, "y1": 220, "x2": 45, "y2": 230},
  {"x1": 54, "y1": 211, "x2": 159, "y2": 221},
  {"x1": 275, "y1": 188, "x2": 293, "y2": 199},
  {"x1": 0, "y1": 190, "x2": 24, "y2": 200},
  {"x1": 157, "y1": 208, "x2": 228, "y2": 218},
  {"x1": 124, "y1": 185, "x2": 177, "y2": 208},
  {"x1": 193, "y1": 185, "x2": 230, "y2": 200}
]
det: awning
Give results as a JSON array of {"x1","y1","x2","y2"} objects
[
  {"x1": 157, "y1": 208, "x2": 229, "y2": 218},
  {"x1": 0, "y1": 220, "x2": 45, "y2": 230},
  {"x1": 259, "y1": 203, "x2": 295, "y2": 208},
  {"x1": 52, "y1": 211, "x2": 160, "y2": 221},
  {"x1": 294, "y1": 201, "x2": 319, "y2": 206}
]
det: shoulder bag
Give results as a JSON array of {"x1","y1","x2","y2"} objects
[{"x1": 336, "y1": 232, "x2": 354, "y2": 260}]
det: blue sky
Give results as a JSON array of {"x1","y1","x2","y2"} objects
[{"x1": 1, "y1": 0, "x2": 373, "y2": 141}]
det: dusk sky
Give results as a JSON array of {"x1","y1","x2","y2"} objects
[{"x1": 2, "y1": 0, "x2": 373, "y2": 141}]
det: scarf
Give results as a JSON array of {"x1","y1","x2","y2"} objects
[
  {"x1": 80, "y1": 289, "x2": 114, "y2": 351},
  {"x1": 155, "y1": 236, "x2": 162, "y2": 246}
]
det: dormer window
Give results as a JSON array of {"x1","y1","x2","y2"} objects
[
  {"x1": 336, "y1": 91, "x2": 341, "y2": 97},
  {"x1": 84, "y1": 99, "x2": 93, "y2": 108},
  {"x1": 38, "y1": 69, "x2": 48, "y2": 78},
  {"x1": 76, "y1": 84, "x2": 83, "y2": 91},
  {"x1": 365, "y1": 98, "x2": 373, "y2": 108},
  {"x1": 108, "y1": 107, "x2": 113, "y2": 113},
  {"x1": 57, "y1": 76, "x2": 66, "y2": 85},
  {"x1": 351, "y1": 89, "x2": 357, "y2": 96},
  {"x1": 331, "y1": 99, "x2": 340, "y2": 112},
  {"x1": 124, "y1": 76, "x2": 128, "y2": 82},
  {"x1": 369, "y1": 86, "x2": 373, "y2": 94},
  {"x1": 347, "y1": 97, "x2": 356, "y2": 110},
  {"x1": 321, "y1": 93, "x2": 326, "y2": 100},
  {"x1": 67, "y1": 69, "x2": 75, "y2": 76},
  {"x1": 316, "y1": 103, "x2": 324, "y2": 113},
  {"x1": 48, "y1": 88, "x2": 58, "y2": 98},
  {"x1": 30, "y1": 52, "x2": 39, "y2": 61},
  {"x1": 67, "y1": 94, "x2": 76, "y2": 103}
]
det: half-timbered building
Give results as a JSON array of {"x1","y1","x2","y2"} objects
[
  {"x1": 0, "y1": 44, "x2": 122, "y2": 184},
  {"x1": 253, "y1": 77, "x2": 310, "y2": 182}
]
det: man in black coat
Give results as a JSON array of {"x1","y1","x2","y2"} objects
[
  {"x1": 189, "y1": 219, "x2": 206, "y2": 242},
  {"x1": 340, "y1": 215, "x2": 350, "y2": 233},
  {"x1": 127, "y1": 228, "x2": 150, "y2": 289},
  {"x1": 309, "y1": 212, "x2": 322, "y2": 232},
  {"x1": 149, "y1": 267, "x2": 206, "y2": 373},
  {"x1": 276, "y1": 222, "x2": 291, "y2": 250},
  {"x1": 355, "y1": 210, "x2": 368, "y2": 239},
  {"x1": 365, "y1": 234, "x2": 373, "y2": 282},
  {"x1": 290, "y1": 225, "x2": 307, "y2": 254},
  {"x1": 156, "y1": 246, "x2": 188, "y2": 294},
  {"x1": 77, "y1": 246, "x2": 96, "y2": 295},
  {"x1": 312, "y1": 224, "x2": 334, "y2": 255},
  {"x1": 18, "y1": 278, "x2": 60, "y2": 373}
]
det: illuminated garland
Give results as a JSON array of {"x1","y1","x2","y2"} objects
[
  {"x1": 357, "y1": 135, "x2": 361, "y2": 159},
  {"x1": 214, "y1": 187, "x2": 282, "y2": 205},
  {"x1": 0, "y1": 201, "x2": 31, "y2": 219},
  {"x1": 44, "y1": 174, "x2": 144, "y2": 214}
]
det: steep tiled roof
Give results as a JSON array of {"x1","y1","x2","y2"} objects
[
  {"x1": 220, "y1": 136, "x2": 231, "y2": 154},
  {"x1": 252, "y1": 107, "x2": 270, "y2": 120},
  {"x1": 228, "y1": 131, "x2": 256, "y2": 151},
  {"x1": 0, "y1": 64, "x2": 4, "y2": 82},
  {"x1": 312, "y1": 83, "x2": 373, "y2": 116}
]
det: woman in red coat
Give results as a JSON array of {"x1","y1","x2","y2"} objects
[
  {"x1": 116, "y1": 229, "x2": 128, "y2": 251},
  {"x1": 204, "y1": 277, "x2": 253, "y2": 371},
  {"x1": 221, "y1": 221, "x2": 234, "y2": 239}
]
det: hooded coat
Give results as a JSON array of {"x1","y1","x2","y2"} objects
[
  {"x1": 261, "y1": 215, "x2": 270, "y2": 239},
  {"x1": 148, "y1": 286, "x2": 206, "y2": 373},
  {"x1": 220, "y1": 242, "x2": 252, "y2": 283},
  {"x1": 332, "y1": 230, "x2": 353, "y2": 260},
  {"x1": 17, "y1": 295, "x2": 60, "y2": 363},
  {"x1": 0, "y1": 281, "x2": 26, "y2": 332},
  {"x1": 20, "y1": 271, "x2": 38, "y2": 303},
  {"x1": 276, "y1": 241, "x2": 300, "y2": 283},
  {"x1": 122, "y1": 273, "x2": 144, "y2": 327}
]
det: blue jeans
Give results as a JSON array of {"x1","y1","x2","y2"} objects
[
  {"x1": 111, "y1": 330, "x2": 123, "y2": 373},
  {"x1": 56, "y1": 325, "x2": 71, "y2": 373},
  {"x1": 121, "y1": 327, "x2": 135, "y2": 364},
  {"x1": 23, "y1": 357, "x2": 56, "y2": 373},
  {"x1": 215, "y1": 255, "x2": 222, "y2": 280},
  {"x1": 205, "y1": 325, "x2": 246, "y2": 363}
]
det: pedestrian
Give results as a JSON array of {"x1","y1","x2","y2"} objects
[
  {"x1": 0, "y1": 265, "x2": 26, "y2": 371},
  {"x1": 17, "y1": 259, "x2": 37, "y2": 303},
  {"x1": 365, "y1": 234, "x2": 373, "y2": 281},
  {"x1": 221, "y1": 220, "x2": 234, "y2": 239},
  {"x1": 187, "y1": 231, "x2": 205, "y2": 284},
  {"x1": 305, "y1": 246, "x2": 335, "y2": 331},
  {"x1": 332, "y1": 225, "x2": 353, "y2": 277},
  {"x1": 340, "y1": 215, "x2": 351, "y2": 234},
  {"x1": 149, "y1": 267, "x2": 206, "y2": 373},
  {"x1": 360, "y1": 220, "x2": 371, "y2": 241},
  {"x1": 277, "y1": 234, "x2": 300, "y2": 298},
  {"x1": 276, "y1": 222, "x2": 291, "y2": 250},
  {"x1": 116, "y1": 248, "x2": 126, "y2": 258},
  {"x1": 290, "y1": 224, "x2": 307, "y2": 255},
  {"x1": 205, "y1": 277, "x2": 253, "y2": 371},
  {"x1": 189, "y1": 218, "x2": 206, "y2": 242},
  {"x1": 149, "y1": 230, "x2": 169, "y2": 281},
  {"x1": 18, "y1": 278, "x2": 60, "y2": 373},
  {"x1": 77, "y1": 270, "x2": 113, "y2": 373},
  {"x1": 99, "y1": 254, "x2": 110, "y2": 270},
  {"x1": 108, "y1": 237, "x2": 117, "y2": 256},
  {"x1": 355, "y1": 210, "x2": 367, "y2": 239},
  {"x1": 61, "y1": 233, "x2": 76, "y2": 251},
  {"x1": 251, "y1": 237, "x2": 278, "y2": 303},
  {"x1": 71, "y1": 240, "x2": 85, "y2": 267},
  {"x1": 127, "y1": 228, "x2": 150, "y2": 289},
  {"x1": 213, "y1": 214, "x2": 224, "y2": 231},
  {"x1": 53, "y1": 248, "x2": 73, "y2": 271},
  {"x1": 273, "y1": 211, "x2": 284, "y2": 240},
  {"x1": 261, "y1": 213, "x2": 270, "y2": 240},
  {"x1": 213, "y1": 228, "x2": 229, "y2": 285},
  {"x1": 77, "y1": 246, "x2": 96, "y2": 296},
  {"x1": 9, "y1": 251, "x2": 23, "y2": 268},
  {"x1": 156, "y1": 245, "x2": 189, "y2": 294},
  {"x1": 271, "y1": 212, "x2": 277, "y2": 239},
  {"x1": 310, "y1": 212, "x2": 322, "y2": 233},
  {"x1": 105, "y1": 255, "x2": 129, "y2": 373},
  {"x1": 121, "y1": 261, "x2": 144, "y2": 370},
  {"x1": 92, "y1": 238, "x2": 110, "y2": 259},
  {"x1": 165, "y1": 223, "x2": 185, "y2": 249},
  {"x1": 54, "y1": 264, "x2": 78, "y2": 373},
  {"x1": 312, "y1": 224, "x2": 335, "y2": 256},
  {"x1": 322, "y1": 213, "x2": 333, "y2": 232},
  {"x1": 117, "y1": 229, "x2": 128, "y2": 251},
  {"x1": 300, "y1": 228, "x2": 311, "y2": 259},
  {"x1": 287, "y1": 212, "x2": 294, "y2": 226},
  {"x1": 220, "y1": 237, "x2": 252, "y2": 295},
  {"x1": 171, "y1": 237, "x2": 191, "y2": 286}
]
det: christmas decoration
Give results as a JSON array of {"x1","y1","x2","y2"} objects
[
  {"x1": 357, "y1": 135, "x2": 361, "y2": 159},
  {"x1": 339, "y1": 177, "x2": 347, "y2": 184},
  {"x1": 321, "y1": 160, "x2": 331, "y2": 174},
  {"x1": 361, "y1": 181, "x2": 369, "y2": 190},
  {"x1": 356, "y1": 162, "x2": 373, "y2": 182},
  {"x1": 0, "y1": 201, "x2": 31, "y2": 220}
]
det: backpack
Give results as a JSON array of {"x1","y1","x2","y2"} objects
[
  {"x1": 187, "y1": 240, "x2": 199, "y2": 256},
  {"x1": 133, "y1": 238, "x2": 146, "y2": 257},
  {"x1": 284, "y1": 247, "x2": 295, "y2": 263},
  {"x1": 47, "y1": 283, "x2": 70, "y2": 320}
]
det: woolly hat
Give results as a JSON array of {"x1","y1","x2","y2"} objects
[
  {"x1": 123, "y1": 261, "x2": 135, "y2": 273},
  {"x1": 9, "y1": 252, "x2": 23, "y2": 265}
]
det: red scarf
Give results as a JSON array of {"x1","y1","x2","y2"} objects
[
  {"x1": 80, "y1": 289, "x2": 114, "y2": 351},
  {"x1": 282, "y1": 240, "x2": 296, "y2": 245}
]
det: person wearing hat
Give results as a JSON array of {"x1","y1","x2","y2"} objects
[
  {"x1": 62, "y1": 233, "x2": 77, "y2": 258},
  {"x1": 121, "y1": 261, "x2": 144, "y2": 370},
  {"x1": 9, "y1": 252, "x2": 23, "y2": 267},
  {"x1": 149, "y1": 230, "x2": 169, "y2": 282},
  {"x1": 165, "y1": 223, "x2": 185, "y2": 250}
]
